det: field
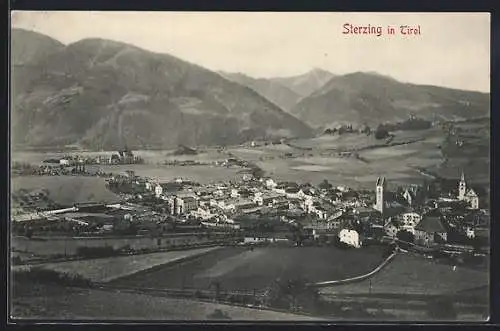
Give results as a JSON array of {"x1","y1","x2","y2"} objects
[
  {"x1": 110, "y1": 246, "x2": 386, "y2": 291},
  {"x1": 10, "y1": 175, "x2": 120, "y2": 206},
  {"x1": 13, "y1": 247, "x2": 221, "y2": 282},
  {"x1": 11, "y1": 284, "x2": 322, "y2": 320},
  {"x1": 230, "y1": 130, "x2": 445, "y2": 189},
  {"x1": 11, "y1": 234, "x2": 212, "y2": 257},
  {"x1": 11, "y1": 120, "x2": 490, "y2": 191},
  {"x1": 319, "y1": 253, "x2": 489, "y2": 297}
]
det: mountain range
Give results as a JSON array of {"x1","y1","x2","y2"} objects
[
  {"x1": 290, "y1": 72, "x2": 490, "y2": 129},
  {"x1": 11, "y1": 28, "x2": 490, "y2": 150},
  {"x1": 11, "y1": 28, "x2": 312, "y2": 150}
]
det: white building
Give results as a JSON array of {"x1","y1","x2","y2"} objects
[
  {"x1": 465, "y1": 189, "x2": 479, "y2": 210},
  {"x1": 265, "y1": 178, "x2": 277, "y2": 189},
  {"x1": 466, "y1": 227, "x2": 475, "y2": 239},
  {"x1": 338, "y1": 229, "x2": 362, "y2": 248},
  {"x1": 59, "y1": 159, "x2": 70, "y2": 166},
  {"x1": 154, "y1": 185, "x2": 163, "y2": 198}
]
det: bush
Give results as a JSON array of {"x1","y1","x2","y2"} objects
[
  {"x1": 76, "y1": 246, "x2": 117, "y2": 258},
  {"x1": 427, "y1": 299, "x2": 457, "y2": 320},
  {"x1": 374, "y1": 125, "x2": 390, "y2": 140},
  {"x1": 207, "y1": 309, "x2": 231, "y2": 320},
  {"x1": 13, "y1": 268, "x2": 93, "y2": 288}
]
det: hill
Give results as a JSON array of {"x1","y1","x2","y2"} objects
[
  {"x1": 270, "y1": 68, "x2": 335, "y2": 98},
  {"x1": 11, "y1": 32, "x2": 312, "y2": 150},
  {"x1": 11, "y1": 28, "x2": 65, "y2": 66},
  {"x1": 291, "y1": 72, "x2": 490, "y2": 129},
  {"x1": 219, "y1": 72, "x2": 302, "y2": 111}
]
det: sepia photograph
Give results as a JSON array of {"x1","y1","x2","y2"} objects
[{"x1": 9, "y1": 11, "x2": 490, "y2": 322}]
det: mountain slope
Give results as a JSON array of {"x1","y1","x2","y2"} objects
[
  {"x1": 270, "y1": 68, "x2": 335, "y2": 98},
  {"x1": 11, "y1": 34, "x2": 312, "y2": 150},
  {"x1": 11, "y1": 28, "x2": 65, "y2": 65},
  {"x1": 291, "y1": 72, "x2": 490, "y2": 129},
  {"x1": 219, "y1": 72, "x2": 302, "y2": 111}
]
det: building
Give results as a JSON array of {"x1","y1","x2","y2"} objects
[
  {"x1": 458, "y1": 171, "x2": 467, "y2": 200},
  {"x1": 338, "y1": 229, "x2": 362, "y2": 248},
  {"x1": 265, "y1": 178, "x2": 277, "y2": 189},
  {"x1": 374, "y1": 177, "x2": 386, "y2": 214},
  {"x1": 465, "y1": 189, "x2": 479, "y2": 210},
  {"x1": 414, "y1": 210, "x2": 448, "y2": 246},
  {"x1": 400, "y1": 212, "x2": 422, "y2": 234},
  {"x1": 154, "y1": 184, "x2": 163, "y2": 198},
  {"x1": 175, "y1": 194, "x2": 198, "y2": 214},
  {"x1": 457, "y1": 171, "x2": 480, "y2": 209}
]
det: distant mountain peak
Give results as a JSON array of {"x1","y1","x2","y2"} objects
[{"x1": 270, "y1": 68, "x2": 335, "y2": 98}]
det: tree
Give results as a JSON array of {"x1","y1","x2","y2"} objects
[
  {"x1": 374, "y1": 125, "x2": 390, "y2": 140},
  {"x1": 251, "y1": 166, "x2": 265, "y2": 179},
  {"x1": 24, "y1": 226, "x2": 33, "y2": 240},
  {"x1": 265, "y1": 277, "x2": 321, "y2": 312},
  {"x1": 396, "y1": 229, "x2": 415, "y2": 244},
  {"x1": 318, "y1": 179, "x2": 332, "y2": 190}
]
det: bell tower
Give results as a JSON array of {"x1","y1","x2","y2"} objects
[
  {"x1": 375, "y1": 177, "x2": 386, "y2": 213},
  {"x1": 458, "y1": 170, "x2": 466, "y2": 200}
]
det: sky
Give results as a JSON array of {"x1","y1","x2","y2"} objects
[{"x1": 11, "y1": 11, "x2": 490, "y2": 92}]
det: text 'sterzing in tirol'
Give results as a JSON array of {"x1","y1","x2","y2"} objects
[{"x1": 343, "y1": 23, "x2": 422, "y2": 37}]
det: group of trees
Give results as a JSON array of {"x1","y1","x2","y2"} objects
[
  {"x1": 323, "y1": 124, "x2": 370, "y2": 136},
  {"x1": 265, "y1": 277, "x2": 322, "y2": 312}
]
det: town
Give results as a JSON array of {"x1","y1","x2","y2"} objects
[{"x1": 12, "y1": 151, "x2": 490, "y2": 267}]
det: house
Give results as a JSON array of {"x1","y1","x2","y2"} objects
[
  {"x1": 414, "y1": 210, "x2": 448, "y2": 246},
  {"x1": 154, "y1": 184, "x2": 163, "y2": 198},
  {"x1": 400, "y1": 212, "x2": 422, "y2": 234},
  {"x1": 59, "y1": 159, "x2": 70, "y2": 166},
  {"x1": 464, "y1": 189, "x2": 479, "y2": 209},
  {"x1": 230, "y1": 188, "x2": 239, "y2": 198},
  {"x1": 338, "y1": 229, "x2": 362, "y2": 248},
  {"x1": 384, "y1": 220, "x2": 398, "y2": 238},
  {"x1": 264, "y1": 178, "x2": 277, "y2": 189},
  {"x1": 180, "y1": 195, "x2": 198, "y2": 213}
]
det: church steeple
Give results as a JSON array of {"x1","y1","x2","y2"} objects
[{"x1": 458, "y1": 169, "x2": 466, "y2": 200}]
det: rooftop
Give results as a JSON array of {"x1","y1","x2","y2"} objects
[{"x1": 415, "y1": 213, "x2": 447, "y2": 233}]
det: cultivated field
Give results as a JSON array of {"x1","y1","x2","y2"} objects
[
  {"x1": 12, "y1": 246, "x2": 220, "y2": 282},
  {"x1": 111, "y1": 246, "x2": 386, "y2": 291},
  {"x1": 11, "y1": 284, "x2": 323, "y2": 320},
  {"x1": 318, "y1": 253, "x2": 489, "y2": 297},
  {"x1": 11, "y1": 120, "x2": 489, "y2": 191}
]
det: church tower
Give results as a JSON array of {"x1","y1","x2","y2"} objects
[
  {"x1": 458, "y1": 170, "x2": 466, "y2": 200},
  {"x1": 375, "y1": 177, "x2": 386, "y2": 213}
]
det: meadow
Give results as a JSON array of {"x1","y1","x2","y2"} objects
[
  {"x1": 10, "y1": 175, "x2": 120, "y2": 206},
  {"x1": 13, "y1": 246, "x2": 221, "y2": 282},
  {"x1": 11, "y1": 284, "x2": 322, "y2": 321},
  {"x1": 318, "y1": 253, "x2": 489, "y2": 297},
  {"x1": 110, "y1": 246, "x2": 386, "y2": 291}
]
